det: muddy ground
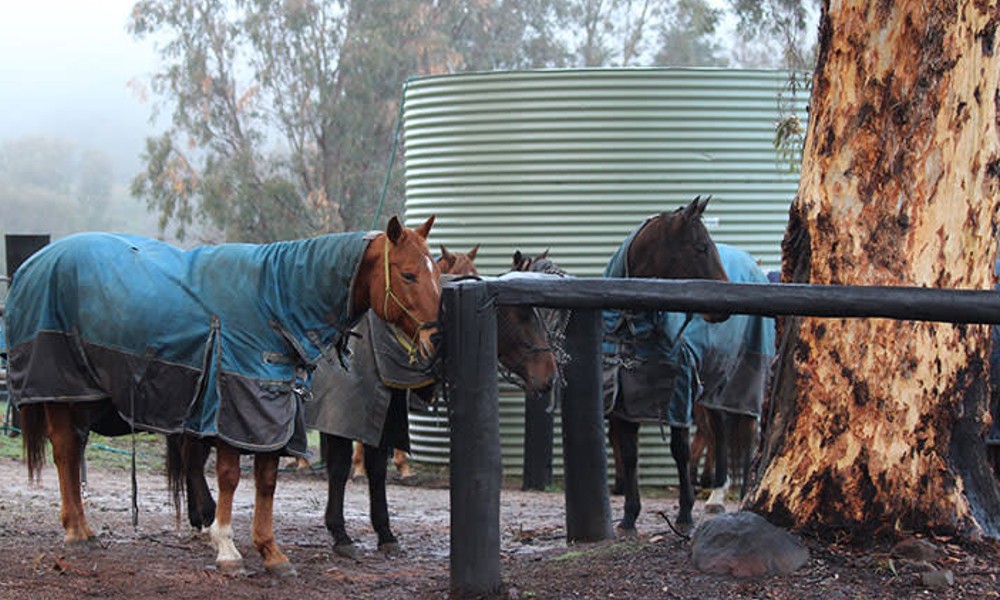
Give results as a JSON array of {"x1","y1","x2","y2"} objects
[{"x1": 0, "y1": 449, "x2": 998, "y2": 599}]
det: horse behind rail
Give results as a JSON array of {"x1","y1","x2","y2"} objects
[
  {"x1": 602, "y1": 196, "x2": 775, "y2": 534},
  {"x1": 171, "y1": 244, "x2": 566, "y2": 558},
  {"x1": 6, "y1": 216, "x2": 441, "y2": 576}
]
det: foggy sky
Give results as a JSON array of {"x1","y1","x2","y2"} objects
[{"x1": 0, "y1": 0, "x2": 158, "y2": 182}]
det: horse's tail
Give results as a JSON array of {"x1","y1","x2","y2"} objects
[
  {"x1": 165, "y1": 433, "x2": 185, "y2": 528},
  {"x1": 19, "y1": 405, "x2": 47, "y2": 484}
]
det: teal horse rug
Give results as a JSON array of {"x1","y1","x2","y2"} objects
[
  {"x1": 603, "y1": 237, "x2": 776, "y2": 427},
  {"x1": 5, "y1": 231, "x2": 373, "y2": 456}
]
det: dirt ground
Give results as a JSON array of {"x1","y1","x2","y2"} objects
[{"x1": 0, "y1": 453, "x2": 999, "y2": 600}]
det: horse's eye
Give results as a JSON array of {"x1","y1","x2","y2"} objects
[{"x1": 402, "y1": 272, "x2": 418, "y2": 283}]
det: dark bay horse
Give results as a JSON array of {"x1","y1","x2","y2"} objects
[
  {"x1": 172, "y1": 244, "x2": 563, "y2": 559},
  {"x1": 603, "y1": 196, "x2": 774, "y2": 534},
  {"x1": 7, "y1": 215, "x2": 441, "y2": 576}
]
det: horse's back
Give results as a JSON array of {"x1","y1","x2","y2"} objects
[{"x1": 691, "y1": 244, "x2": 775, "y2": 416}]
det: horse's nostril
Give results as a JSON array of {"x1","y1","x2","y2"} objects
[{"x1": 429, "y1": 331, "x2": 443, "y2": 348}]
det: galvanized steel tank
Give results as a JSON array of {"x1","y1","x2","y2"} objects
[{"x1": 403, "y1": 68, "x2": 809, "y2": 485}]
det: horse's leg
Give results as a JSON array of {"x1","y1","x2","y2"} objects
[
  {"x1": 351, "y1": 441, "x2": 366, "y2": 479},
  {"x1": 45, "y1": 403, "x2": 96, "y2": 546},
  {"x1": 363, "y1": 443, "x2": 399, "y2": 553},
  {"x1": 608, "y1": 424, "x2": 625, "y2": 496},
  {"x1": 392, "y1": 448, "x2": 412, "y2": 479},
  {"x1": 611, "y1": 417, "x2": 641, "y2": 534},
  {"x1": 324, "y1": 434, "x2": 358, "y2": 557},
  {"x1": 252, "y1": 451, "x2": 295, "y2": 577},
  {"x1": 735, "y1": 415, "x2": 758, "y2": 499},
  {"x1": 705, "y1": 409, "x2": 730, "y2": 511},
  {"x1": 669, "y1": 424, "x2": 695, "y2": 528},
  {"x1": 209, "y1": 442, "x2": 243, "y2": 572},
  {"x1": 184, "y1": 435, "x2": 216, "y2": 530},
  {"x1": 690, "y1": 405, "x2": 715, "y2": 488}
]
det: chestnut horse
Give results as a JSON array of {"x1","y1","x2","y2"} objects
[
  {"x1": 171, "y1": 244, "x2": 564, "y2": 558},
  {"x1": 7, "y1": 216, "x2": 441, "y2": 576},
  {"x1": 603, "y1": 197, "x2": 732, "y2": 533}
]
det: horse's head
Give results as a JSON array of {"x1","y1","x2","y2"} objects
[
  {"x1": 362, "y1": 215, "x2": 442, "y2": 359},
  {"x1": 438, "y1": 244, "x2": 480, "y2": 276},
  {"x1": 628, "y1": 195, "x2": 729, "y2": 323},
  {"x1": 497, "y1": 250, "x2": 564, "y2": 400}
]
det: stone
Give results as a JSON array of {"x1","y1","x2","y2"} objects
[
  {"x1": 891, "y1": 538, "x2": 942, "y2": 562},
  {"x1": 691, "y1": 511, "x2": 809, "y2": 578},
  {"x1": 920, "y1": 569, "x2": 954, "y2": 591}
]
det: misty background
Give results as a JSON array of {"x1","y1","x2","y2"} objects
[{"x1": 0, "y1": 0, "x2": 817, "y2": 267}]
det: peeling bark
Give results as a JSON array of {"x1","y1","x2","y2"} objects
[{"x1": 747, "y1": 0, "x2": 1000, "y2": 541}]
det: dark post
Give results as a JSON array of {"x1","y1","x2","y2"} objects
[
  {"x1": 560, "y1": 308, "x2": 613, "y2": 542},
  {"x1": 444, "y1": 280, "x2": 502, "y2": 596},
  {"x1": 522, "y1": 387, "x2": 555, "y2": 490}
]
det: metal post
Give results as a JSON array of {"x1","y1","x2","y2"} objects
[
  {"x1": 560, "y1": 308, "x2": 613, "y2": 542},
  {"x1": 445, "y1": 280, "x2": 502, "y2": 596}
]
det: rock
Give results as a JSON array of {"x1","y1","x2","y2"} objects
[
  {"x1": 920, "y1": 569, "x2": 954, "y2": 591},
  {"x1": 691, "y1": 511, "x2": 809, "y2": 578},
  {"x1": 892, "y1": 538, "x2": 942, "y2": 562}
]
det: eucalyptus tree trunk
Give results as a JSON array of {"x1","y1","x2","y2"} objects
[{"x1": 746, "y1": 0, "x2": 1000, "y2": 540}]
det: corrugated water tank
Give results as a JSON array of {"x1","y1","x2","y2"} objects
[{"x1": 402, "y1": 68, "x2": 809, "y2": 486}]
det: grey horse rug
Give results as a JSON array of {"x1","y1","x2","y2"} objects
[
  {"x1": 4, "y1": 231, "x2": 373, "y2": 456},
  {"x1": 603, "y1": 233, "x2": 775, "y2": 427},
  {"x1": 305, "y1": 309, "x2": 437, "y2": 451}
]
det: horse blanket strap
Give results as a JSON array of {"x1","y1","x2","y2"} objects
[
  {"x1": 306, "y1": 308, "x2": 438, "y2": 450},
  {"x1": 5, "y1": 231, "x2": 371, "y2": 457},
  {"x1": 602, "y1": 229, "x2": 776, "y2": 427}
]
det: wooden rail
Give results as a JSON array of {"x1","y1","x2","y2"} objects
[{"x1": 443, "y1": 274, "x2": 1000, "y2": 596}]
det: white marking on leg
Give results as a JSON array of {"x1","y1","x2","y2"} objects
[
  {"x1": 209, "y1": 521, "x2": 243, "y2": 564},
  {"x1": 706, "y1": 477, "x2": 730, "y2": 508}
]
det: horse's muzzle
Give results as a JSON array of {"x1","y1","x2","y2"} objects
[{"x1": 417, "y1": 322, "x2": 440, "y2": 360}]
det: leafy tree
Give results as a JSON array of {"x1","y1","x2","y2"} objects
[
  {"x1": 129, "y1": 0, "x2": 577, "y2": 243},
  {"x1": 654, "y1": 0, "x2": 725, "y2": 67},
  {"x1": 727, "y1": 0, "x2": 818, "y2": 69}
]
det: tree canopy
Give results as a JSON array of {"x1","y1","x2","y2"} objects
[{"x1": 128, "y1": 0, "x2": 817, "y2": 243}]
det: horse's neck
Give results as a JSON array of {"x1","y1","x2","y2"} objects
[
  {"x1": 626, "y1": 215, "x2": 666, "y2": 278},
  {"x1": 350, "y1": 237, "x2": 381, "y2": 320}
]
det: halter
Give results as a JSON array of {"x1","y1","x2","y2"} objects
[{"x1": 381, "y1": 235, "x2": 434, "y2": 363}]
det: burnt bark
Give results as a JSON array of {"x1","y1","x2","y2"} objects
[{"x1": 746, "y1": 0, "x2": 1000, "y2": 541}]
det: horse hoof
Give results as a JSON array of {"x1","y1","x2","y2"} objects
[
  {"x1": 333, "y1": 542, "x2": 359, "y2": 559},
  {"x1": 704, "y1": 502, "x2": 726, "y2": 515},
  {"x1": 614, "y1": 525, "x2": 638, "y2": 539},
  {"x1": 65, "y1": 536, "x2": 100, "y2": 552},
  {"x1": 378, "y1": 541, "x2": 401, "y2": 556},
  {"x1": 216, "y1": 560, "x2": 246, "y2": 576},
  {"x1": 266, "y1": 561, "x2": 298, "y2": 578}
]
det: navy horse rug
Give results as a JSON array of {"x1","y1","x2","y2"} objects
[
  {"x1": 603, "y1": 240, "x2": 776, "y2": 426},
  {"x1": 5, "y1": 231, "x2": 373, "y2": 456}
]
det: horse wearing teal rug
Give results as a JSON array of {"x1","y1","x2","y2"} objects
[
  {"x1": 6, "y1": 216, "x2": 441, "y2": 576},
  {"x1": 603, "y1": 197, "x2": 775, "y2": 533}
]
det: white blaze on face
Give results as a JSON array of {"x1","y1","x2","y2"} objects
[{"x1": 424, "y1": 255, "x2": 441, "y2": 295}]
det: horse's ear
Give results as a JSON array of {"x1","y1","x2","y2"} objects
[
  {"x1": 387, "y1": 216, "x2": 403, "y2": 244},
  {"x1": 414, "y1": 215, "x2": 435, "y2": 240},
  {"x1": 512, "y1": 250, "x2": 523, "y2": 268},
  {"x1": 682, "y1": 195, "x2": 711, "y2": 222},
  {"x1": 467, "y1": 244, "x2": 480, "y2": 261},
  {"x1": 538, "y1": 249, "x2": 550, "y2": 260},
  {"x1": 440, "y1": 244, "x2": 453, "y2": 261}
]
